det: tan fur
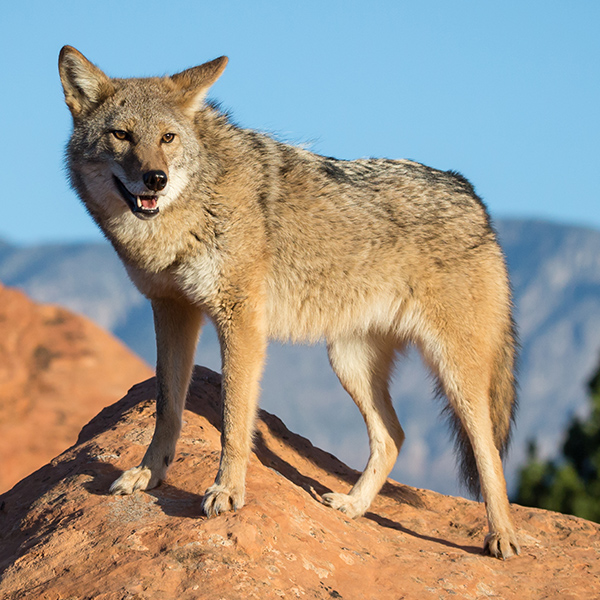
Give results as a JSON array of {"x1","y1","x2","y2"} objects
[{"x1": 59, "y1": 46, "x2": 520, "y2": 558}]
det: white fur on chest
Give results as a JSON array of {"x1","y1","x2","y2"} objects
[{"x1": 125, "y1": 249, "x2": 222, "y2": 307}]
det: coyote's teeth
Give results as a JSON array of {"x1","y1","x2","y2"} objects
[{"x1": 136, "y1": 197, "x2": 142, "y2": 208}]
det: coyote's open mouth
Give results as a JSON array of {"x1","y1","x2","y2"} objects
[{"x1": 113, "y1": 176, "x2": 160, "y2": 218}]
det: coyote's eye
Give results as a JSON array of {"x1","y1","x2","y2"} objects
[
  {"x1": 112, "y1": 130, "x2": 129, "y2": 141},
  {"x1": 161, "y1": 133, "x2": 176, "y2": 144}
]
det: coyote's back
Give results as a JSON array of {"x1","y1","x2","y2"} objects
[{"x1": 59, "y1": 45, "x2": 520, "y2": 560}]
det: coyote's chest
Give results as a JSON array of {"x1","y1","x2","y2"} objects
[{"x1": 124, "y1": 250, "x2": 222, "y2": 308}]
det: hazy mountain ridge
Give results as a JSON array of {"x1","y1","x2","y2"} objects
[
  {"x1": 2, "y1": 218, "x2": 599, "y2": 497},
  {"x1": 0, "y1": 243, "x2": 144, "y2": 332}
]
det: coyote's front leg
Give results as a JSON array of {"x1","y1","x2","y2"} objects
[
  {"x1": 110, "y1": 298, "x2": 202, "y2": 495},
  {"x1": 202, "y1": 303, "x2": 266, "y2": 516}
]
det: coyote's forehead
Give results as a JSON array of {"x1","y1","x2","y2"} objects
[
  {"x1": 79, "y1": 82, "x2": 188, "y2": 141},
  {"x1": 105, "y1": 79, "x2": 187, "y2": 124}
]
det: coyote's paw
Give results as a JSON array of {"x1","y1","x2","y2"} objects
[
  {"x1": 202, "y1": 483, "x2": 245, "y2": 517},
  {"x1": 321, "y1": 492, "x2": 367, "y2": 519},
  {"x1": 484, "y1": 529, "x2": 520, "y2": 560},
  {"x1": 109, "y1": 465, "x2": 161, "y2": 495}
]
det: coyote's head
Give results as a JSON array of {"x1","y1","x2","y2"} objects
[{"x1": 59, "y1": 46, "x2": 227, "y2": 221}]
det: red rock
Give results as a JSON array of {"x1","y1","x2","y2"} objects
[
  {"x1": 1, "y1": 366, "x2": 598, "y2": 599},
  {"x1": 0, "y1": 282, "x2": 153, "y2": 493}
]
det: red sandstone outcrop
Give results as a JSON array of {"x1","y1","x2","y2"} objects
[
  {"x1": 0, "y1": 282, "x2": 152, "y2": 493},
  {"x1": 1, "y1": 366, "x2": 598, "y2": 599}
]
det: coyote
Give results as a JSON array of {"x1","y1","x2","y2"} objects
[{"x1": 59, "y1": 46, "x2": 520, "y2": 558}]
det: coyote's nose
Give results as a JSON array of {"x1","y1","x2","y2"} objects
[{"x1": 143, "y1": 170, "x2": 168, "y2": 191}]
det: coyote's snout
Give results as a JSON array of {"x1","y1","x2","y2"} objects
[
  {"x1": 108, "y1": 132, "x2": 174, "y2": 219},
  {"x1": 60, "y1": 45, "x2": 520, "y2": 559},
  {"x1": 113, "y1": 169, "x2": 167, "y2": 218}
]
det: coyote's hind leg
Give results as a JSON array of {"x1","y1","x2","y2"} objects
[
  {"x1": 428, "y1": 314, "x2": 520, "y2": 559},
  {"x1": 451, "y1": 385, "x2": 520, "y2": 559},
  {"x1": 322, "y1": 334, "x2": 404, "y2": 518}
]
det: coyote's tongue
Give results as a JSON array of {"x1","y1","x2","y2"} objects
[{"x1": 139, "y1": 197, "x2": 158, "y2": 210}]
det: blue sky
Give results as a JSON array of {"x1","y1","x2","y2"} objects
[{"x1": 2, "y1": 1, "x2": 599, "y2": 244}]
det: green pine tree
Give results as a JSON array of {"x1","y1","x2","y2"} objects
[{"x1": 514, "y1": 361, "x2": 600, "y2": 522}]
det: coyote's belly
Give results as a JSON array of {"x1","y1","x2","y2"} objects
[{"x1": 264, "y1": 263, "x2": 409, "y2": 343}]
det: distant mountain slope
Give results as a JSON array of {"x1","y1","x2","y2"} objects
[
  {"x1": 2, "y1": 218, "x2": 599, "y2": 497},
  {"x1": 0, "y1": 243, "x2": 144, "y2": 333},
  {"x1": 497, "y1": 220, "x2": 600, "y2": 485}
]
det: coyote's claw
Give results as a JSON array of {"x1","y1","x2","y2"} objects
[
  {"x1": 109, "y1": 466, "x2": 159, "y2": 495},
  {"x1": 321, "y1": 492, "x2": 367, "y2": 519},
  {"x1": 484, "y1": 530, "x2": 521, "y2": 560},
  {"x1": 202, "y1": 483, "x2": 244, "y2": 517}
]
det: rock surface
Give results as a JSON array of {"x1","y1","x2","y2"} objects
[
  {"x1": 0, "y1": 282, "x2": 152, "y2": 493},
  {"x1": 1, "y1": 367, "x2": 598, "y2": 599}
]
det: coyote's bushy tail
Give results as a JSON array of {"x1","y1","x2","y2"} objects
[{"x1": 444, "y1": 318, "x2": 518, "y2": 498}]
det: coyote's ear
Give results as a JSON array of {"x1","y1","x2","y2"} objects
[
  {"x1": 171, "y1": 56, "x2": 228, "y2": 118},
  {"x1": 59, "y1": 46, "x2": 114, "y2": 118}
]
